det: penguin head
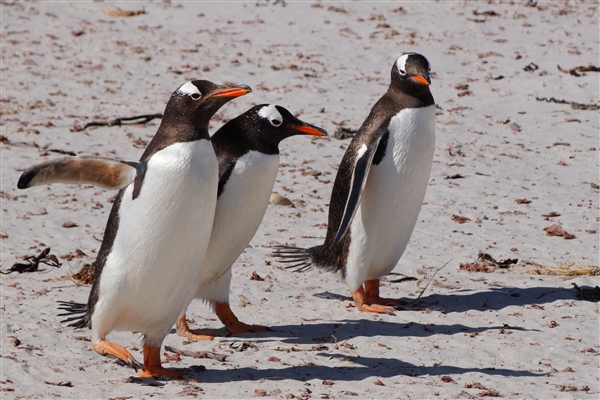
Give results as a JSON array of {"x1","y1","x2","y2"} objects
[
  {"x1": 165, "y1": 80, "x2": 252, "y2": 126},
  {"x1": 391, "y1": 53, "x2": 432, "y2": 94},
  {"x1": 246, "y1": 104, "x2": 327, "y2": 145}
]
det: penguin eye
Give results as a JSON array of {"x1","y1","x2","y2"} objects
[
  {"x1": 190, "y1": 93, "x2": 202, "y2": 100},
  {"x1": 271, "y1": 118, "x2": 282, "y2": 127},
  {"x1": 398, "y1": 69, "x2": 407, "y2": 76}
]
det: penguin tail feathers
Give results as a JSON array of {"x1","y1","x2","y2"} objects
[
  {"x1": 273, "y1": 245, "x2": 315, "y2": 272},
  {"x1": 273, "y1": 245, "x2": 337, "y2": 274},
  {"x1": 57, "y1": 301, "x2": 91, "y2": 329}
]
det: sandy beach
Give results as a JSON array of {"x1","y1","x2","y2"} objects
[{"x1": 1, "y1": 1, "x2": 598, "y2": 398}]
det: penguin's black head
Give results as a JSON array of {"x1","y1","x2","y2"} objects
[
  {"x1": 244, "y1": 104, "x2": 327, "y2": 146},
  {"x1": 390, "y1": 52, "x2": 432, "y2": 95},
  {"x1": 165, "y1": 80, "x2": 252, "y2": 126}
]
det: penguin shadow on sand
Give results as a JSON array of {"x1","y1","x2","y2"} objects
[
  {"x1": 192, "y1": 355, "x2": 543, "y2": 385},
  {"x1": 156, "y1": 285, "x2": 576, "y2": 384},
  {"x1": 246, "y1": 283, "x2": 580, "y2": 344},
  {"x1": 123, "y1": 303, "x2": 545, "y2": 385},
  {"x1": 179, "y1": 315, "x2": 544, "y2": 384},
  {"x1": 170, "y1": 284, "x2": 579, "y2": 383},
  {"x1": 301, "y1": 283, "x2": 580, "y2": 314}
]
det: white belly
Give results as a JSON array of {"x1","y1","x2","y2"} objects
[
  {"x1": 92, "y1": 140, "x2": 218, "y2": 345},
  {"x1": 345, "y1": 105, "x2": 435, "y2": 291},
  {"x1": 194, "y1": 151, "x2": 280, "y2": 302}
]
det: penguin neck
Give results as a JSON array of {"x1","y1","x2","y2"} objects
[
  {"x1": 140, "y1": 120, "x2": 210, "y2": 163},
  {"x1": 386, "y1": 86, "x2": 434, "y2": 111}
]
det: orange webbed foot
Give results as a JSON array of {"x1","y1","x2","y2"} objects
[
  {"x1": 176, "y1": 315, "x2": 218, "y2": 341},
  {"x1": 351, "y1": 281, "x2": 403, "y2": 315},
  {"x1": 215, "y1": 302, "x2": 271, "y2": 334},
  {"x1": 93, "y1": 339, "x2": 142, "y2": 371},
  {"x1": 369, "y1": 297, "x2": 405, "y2": 307},
  {"x1": 365, "y1": 279, "x2": 405, "y2": 308},
  {"x1": 354, "y1": 301, "x2": 398, "y2": 315},
  {"x1": 138, "y1": 344, "x2": 187, "y2": 380}
]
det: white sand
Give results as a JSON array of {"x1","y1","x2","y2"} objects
[{"x1": 1, "y1": 1, "x2": 598, "y2": 398}]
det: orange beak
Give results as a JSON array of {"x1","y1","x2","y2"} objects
[
  {"x1": 293, "y1": 125, "x2": 327, "y2": 136},
  {"x1": 411, "y1": 75, "x2": 431, "y2": 86},
  {"x1": 213, "y1": 85, "x2": 252, "y2": 98}
]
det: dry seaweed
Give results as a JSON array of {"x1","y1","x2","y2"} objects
[
  {"x1": 557, "y1": 64, "x2": 599, "y2": 77},
  {"x1": 72, "y1": 263, "x2": 95, "y2": 284},
  {"x1": 73, "y1": 114, "x2": 163, "y2": 132},
  {"x1": 535, "y1": 97, "x2": 599, "y2": 111},
  {"x1": 459, "y1": 251, "x2": 517, "y2": 273},
  {"x1": 445, "y1": 174, "x2": 465, "y2": 179},
  {"x1": 523, "y1": 261, "x2": 599, "y2": 277},
  {"x1": 1, "y1": 248, "x2": 62, "y2": 274},
  {"x1": 543, "y1": 224, "x2": 575, "y2": 239},
  {"x1": 572, "y1": 283, "x2": 600, "y2": 302}
]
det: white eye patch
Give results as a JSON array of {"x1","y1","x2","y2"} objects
[
  {"x1": 396, "y1": 54, "x2": 410, "y2": 74},
  {"x1": 396, "y1": 53, "x2": 432, "y2": 73},
  {"x1": 177, "y1": 81, "x2": 202, "y2": 98},
  {"x1": 258, "y1": 104, "x2": 283, "y2": 127}
]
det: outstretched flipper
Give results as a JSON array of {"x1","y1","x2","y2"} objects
[{"x1": 17, "y1": 156, "x2": 138, "y2": 190}]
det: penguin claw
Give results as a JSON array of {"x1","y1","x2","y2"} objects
[
  {"x1": 93, "y1": 340, "x2": 141, "y2": 372},
  {"x1": 116, "y1": 357, "x2": 143, "y2": 371},
  {"x1": 130, "y1": 359, "x2": 144, "y2": 372}
]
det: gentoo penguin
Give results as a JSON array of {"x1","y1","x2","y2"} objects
[
  {"x1": 19, "y1": 105, "x2": 327, "y2": 340},
  {"x1": 19, "y1": 80, "x2": 251, "y2": 379},
  {"x1": 176, "y1": 104, "x2": 327, "y2": 340},
  {"x1": 276, "y1": 53, "x2": 435, "y2": 314}
]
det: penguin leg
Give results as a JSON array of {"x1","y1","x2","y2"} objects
[
  {"x1": 364, "y1": 279, "x2": 405, "y2": 306},
  {"x1": 175, "y1": 314, "x2": 218, "y2": 341},
  {"x1": 137, "y1": 344, "x2": 187, "y2": 380},
  {"x1": 92, "y1": 339, "x2": 142, "y2": 371},
  {"x1": 351, "y1": 286, "x2": 397, "y2": 315},
  {"x1": 215, "y1": 302, "x2": 269, "y2": 334}
]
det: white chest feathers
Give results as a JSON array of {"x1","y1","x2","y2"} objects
[
  {"x1": 387, "y1": 105, "x2": 436, "y2": 169},
  {"x1": 95, "y1": 140, "x2": 218, "y2": 338},
  {"x1": 212, "y1": 150, "x2": 279, "y2": 252},
  {"x1": 194, "y1": 151, "x2": 280, "y2": 294}
]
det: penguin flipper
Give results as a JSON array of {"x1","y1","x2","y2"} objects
[
  {"x1": 17, "y1": 156, "x2": 138, "y2": 190},
  {"x1": 331, "y1": 128, "x2": 387, "y2": 248}
]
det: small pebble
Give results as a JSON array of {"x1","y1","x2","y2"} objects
[{"x1": 270, "y1": 193, "x2": 292, "y2": 206}]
